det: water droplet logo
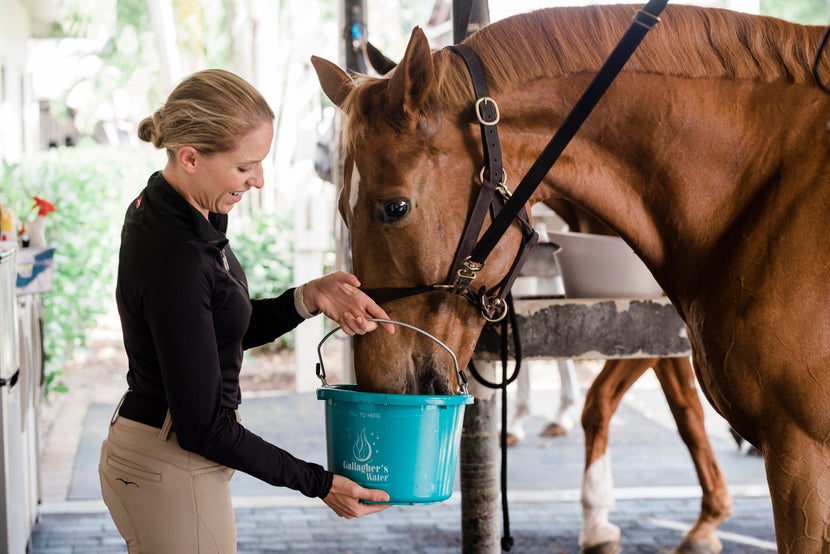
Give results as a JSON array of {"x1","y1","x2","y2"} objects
[{"x1": 353, "y1": 428, "x2": 372, "y2": 462}]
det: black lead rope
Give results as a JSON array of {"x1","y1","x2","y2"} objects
[
  {"x1": 468, "y1": 294, "x2": 522, "y2": 551},
  {"x1": 813, "y1": 25, "x2": 830, "y2": 95}
]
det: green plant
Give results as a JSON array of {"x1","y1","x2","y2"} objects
[
  {"x1": 227, "y1": 206, "x2": 296, "y2": 350},
  {"x1": 1, "y1": 142, "x2": 161, "y2": 396},
  {"x1": 2, "y1": 144, "x2": 300, "y2": 395}
]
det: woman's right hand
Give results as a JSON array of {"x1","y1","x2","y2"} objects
[
  {"x1": 321, "y1": 474, "x2": 391, "y2": 519},
  {"x1": 302, "y1": 272, "x2": 395, "y2": 335}
]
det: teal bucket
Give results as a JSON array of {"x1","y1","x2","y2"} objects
[{"x1": 315, "y1": 319, "x2": 473, "y2": 505}]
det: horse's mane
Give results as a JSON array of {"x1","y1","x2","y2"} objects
[
  {"x1": 433, "y1": 4, "x2": 823, "y2": 107},
  {"x1": 342, "y1": 4, "x2": 823, "y2": 147}
]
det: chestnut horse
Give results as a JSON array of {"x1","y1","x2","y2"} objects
[
  {"x1": 312, "y1": 4, "x2": 830, "y2": 552},
  {"x1": 361, "y1": 43, "x2": 733, "y2": 550}
]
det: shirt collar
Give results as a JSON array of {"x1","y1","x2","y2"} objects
[{"x1": 148, "y1": 171, "x2": 229, "y2": 249}]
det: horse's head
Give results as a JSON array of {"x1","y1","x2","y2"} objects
[{"x1": 312, "y1": 28, "x2": 526, "y2": 394}]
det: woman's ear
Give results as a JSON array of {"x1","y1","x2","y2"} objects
[{"x1": 176, "y1": 146, "x2": 199, "y2": 174}]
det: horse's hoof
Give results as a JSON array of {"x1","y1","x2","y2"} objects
[
  {"x1": 673, "y1": 537, "x2": 722, "y2": 554},
  {"x1": 540, "y1": 422, "x2": 568, "y2": 437},
  {"x1": 581, "y1": 542, "x2": 621, "y2": 554},
  {"x1": 505, "y1": 433, "x2": 521, "y2": 447}
]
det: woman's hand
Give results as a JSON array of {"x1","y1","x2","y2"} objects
[
  {"x1": 302, "y1": 272, "x2": 395, "y2": 335},
  {"x1": 322, "y1": 474, "x2": 392, "y2": 518}
]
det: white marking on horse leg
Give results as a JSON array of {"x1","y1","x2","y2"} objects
[
  {"x1": 554, "y1": 359, "x2": 580, "y2": 431},
  {"x1": 579, "y1": 452, "x2": 621, "y2": 548}
]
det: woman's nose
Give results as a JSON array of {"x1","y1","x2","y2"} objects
[{"x1": 248, "y1": 165, "x2": 265, "y2": 189}]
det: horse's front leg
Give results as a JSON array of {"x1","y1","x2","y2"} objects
[
  {"x1": 652, "y1": 357, "x2": 732, "y2": 554},
  {"x1": 763, "y1": 426, "x2": 830, "y2": 552},
  {"x1": 580, "y1": 358, "x2": 652, "y2": 554}
]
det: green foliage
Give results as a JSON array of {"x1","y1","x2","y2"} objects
[
  {"x1": 1, "y1": 143, "x2": 300, "y2": 394},
  {"x1": 761, "y1": 0, "x2": 830, "y2": 24},
  {"x1": 227, "y1": 206, "x2": 296, "y2": 350},
  {"x1": 0, "y1": 142, "x2": 161, "y2": 396}
]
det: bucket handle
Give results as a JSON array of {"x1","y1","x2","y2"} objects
[{"x1": 316, "y1": 318, "x2": 468, "y2": 395}]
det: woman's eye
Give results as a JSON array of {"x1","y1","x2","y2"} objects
[{"x1": 379, "y1": 199, "x2": 411, "y2": 224}]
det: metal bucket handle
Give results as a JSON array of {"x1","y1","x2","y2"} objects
[{"x1": 316, "y1": 318, "x2": 469, "y2": 395}]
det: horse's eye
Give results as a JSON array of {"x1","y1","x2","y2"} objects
[{"x1": 379, "y1": 199, "x2": 411, "y2": 224}]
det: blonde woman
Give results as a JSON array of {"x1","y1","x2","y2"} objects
[{"x1": 99, "y1": 69, "x2": 393, "y2": 553}]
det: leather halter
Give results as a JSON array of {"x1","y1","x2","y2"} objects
[
  {"x1": 360, "y1": 47, "x2": 538, "y2": 323},
  {"x1": 360, "y1": 0, "x2": 668, "y2": 322}
]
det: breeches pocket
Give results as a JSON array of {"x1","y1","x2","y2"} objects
[{"x1": 105, "y1": 453, "x2": 162, "y2": 484}]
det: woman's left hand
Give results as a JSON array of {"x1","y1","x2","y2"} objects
[
  {"x1": 322, "y1": 474, "x2": 391, "y2": 518},
  {"x1": 302, "y1": 272, "x2": 395, "y2": 335}
]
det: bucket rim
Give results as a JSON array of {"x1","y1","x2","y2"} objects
[{"x1": 316, "y1": 384, "x2": 473, "y2": 406}]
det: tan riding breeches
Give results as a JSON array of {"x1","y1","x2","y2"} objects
[{"x1": 99, "y1": 410, "x2": 237, "y2": 553}]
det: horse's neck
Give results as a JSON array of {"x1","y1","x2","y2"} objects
[{"x1": 499, "y1": 72, "x2": 830, "y2": 295}]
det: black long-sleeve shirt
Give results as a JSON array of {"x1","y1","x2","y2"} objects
[{"x1": 115, "y1": 171, "x2": 333, "y2": 498}]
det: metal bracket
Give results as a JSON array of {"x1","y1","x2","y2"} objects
[
  {"x1": 453, "y1": 259, "x2": 483, "y2": 294},
  {"x1": 633, "y1": 8, "x2": 661, "y2": 30},
  {"x1": 0, "y1": 369, "x2": 19, "y2": 389}
]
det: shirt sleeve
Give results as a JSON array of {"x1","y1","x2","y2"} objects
[
  {"x1": 242, "y1": 289, "x2": 306, "y2": 349},
  {"x1": 142, "y1": 245, "x2": 333, "y2": 498}
]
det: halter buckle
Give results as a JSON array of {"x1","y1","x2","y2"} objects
[
  {"x1": 633, "y1": 8, "x2": 661, "y2": 30},
  {"x1": 474, "y1": 97, "x2": 500, "y2": 126},
  {"x1": 453, "y1": 259, "x2": 483, "y2": 294}
]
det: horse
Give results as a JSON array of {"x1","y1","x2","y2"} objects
[
  {"x1": 355, "y1": 32, "x2": 736, "y2": 553},
  {"x1": 312, "y1": 4, "x2": 830, "y2": 552}
]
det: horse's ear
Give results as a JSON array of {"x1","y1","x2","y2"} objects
[
  {"x1": 366, "y1": 42, "x2": 398, "y2": 75},
  {"x1": 311, "y1": 55, "x2": 353, "y2": 108},
  {"x1": 387, "y1": 27, "x2": 434, "y2": 117}
]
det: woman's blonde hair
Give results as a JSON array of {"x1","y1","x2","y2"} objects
[{"x1": 138, "y1": 69, "x2": 274, "y2": 158}]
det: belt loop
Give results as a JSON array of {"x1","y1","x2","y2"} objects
[
  {"x1": 158, "y1": 409, "x2": 173, "y2": 441},
  {"x1": 110, "y1": 390, "x2": 128, "y2": 426}
]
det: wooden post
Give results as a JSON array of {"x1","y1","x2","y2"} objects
[
  {"x1": 146, "y1": 0, "x2": 182, "y2": 88},
  {"x1": 452, "y1": 2, "x2": 501, "y2": 551},
  {"x1": 452, "y1": 0, "x2": 490, "y2": 44},
  {"x1": 333, "y1": 0, "x2": 368, "y2": 384},
  {"x1": 460, "y1": 367, "x2": 501, "y2": 554}
]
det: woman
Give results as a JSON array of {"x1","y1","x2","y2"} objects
[{"x1": 99, "y1": 68, "x2": 394, "y2": 553}]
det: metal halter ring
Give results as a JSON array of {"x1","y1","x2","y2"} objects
[
  {"x1": 479, "y1": 166, "x2": 507, "y2": 187},
  {"x1": 481, "y1": 296, "x2": 508, "y2": 323}
]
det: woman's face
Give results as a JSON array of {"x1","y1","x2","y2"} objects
[{"x1": 190, "y1": 121, "x2": 274, "y2": 215}]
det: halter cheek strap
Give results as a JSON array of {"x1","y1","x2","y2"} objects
[{"x1": 445, "y1": 43, "x2": 539, "y2": 322}]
